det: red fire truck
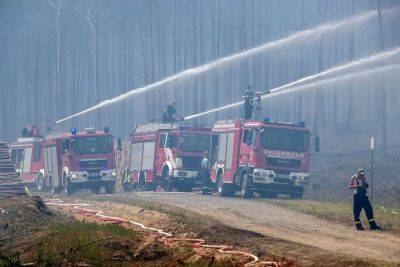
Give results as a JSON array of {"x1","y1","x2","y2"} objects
[
  {"x1": 128, "y1": 123, "x2": 212, "y2": 192},
  {"x1": 10, "y1": 137, "x2": 45, "y2": 189},
  {"x1": 210, "y1": 118, "x2": 319, "y2": 199},
  {"x1": 39, "y1": 127, "x2": 117, "y2": 194}
]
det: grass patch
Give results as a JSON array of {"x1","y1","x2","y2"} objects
[
  {"x1": 265, "y1": 199, "x2": 400, "y2": 232},
  {"x1": 33, "y1": 221, "x2": 142, "y2": 266},
  {"x1": 0, "y1": 220, "x2": 147, "y2": 266}
]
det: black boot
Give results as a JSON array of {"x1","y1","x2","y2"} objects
[
  {"x1": 356, "y1": 223, "x2": 365, "y2": 231},
  {"x1": 369, "y1": 220, "x2": 381, "y2": 230}
]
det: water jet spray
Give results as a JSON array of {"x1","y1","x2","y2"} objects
[{"x1": 53, "y1": 7, "x2": 400, "y2": 125}]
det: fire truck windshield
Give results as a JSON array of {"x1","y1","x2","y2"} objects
[
  {"x1": 71, "y1": 136, "x2": 113, "y2": 155},
  {"x1": 179, "y1": 133, "x2": 210, "y2": 153},
  {"x1": 260, "y1": 127, "x2": 309, "y2": 152}
]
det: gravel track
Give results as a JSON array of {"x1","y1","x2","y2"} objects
[{"x1": 107, "y1": 192, "x2": 400, "y2": 264}]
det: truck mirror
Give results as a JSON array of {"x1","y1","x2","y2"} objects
[
  {"x1": 117, "y1": 138, "x2": 122, "y2": 151},
  {"x1": 315, "y1": 136, "x2": 320, "y2": 153}
]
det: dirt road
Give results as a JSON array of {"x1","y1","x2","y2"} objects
[{"x1": 93, "y1": 192, "x2": 400, "y2": 264}]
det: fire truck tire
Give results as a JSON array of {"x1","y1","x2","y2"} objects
[
  {"x1": 217, "y1": 174, "x2": 234, "y2": 197},
  {"x1": 164, "y1": 179, "x2": 174, "y2": 192},
  {"x1": 241, "y1": 173, "x2": 254, "y2": 199},
  {"x1": 137, "y1": 176, "x2": 154, "y2": 191},
  {"x1": 137, "y1": 176, "x2": 146, "y2": 191},
  {"x1": 36, "y1": 174, "x2": 44, "y2": 191},
  {"x1": 144, "y1": 182, "x2": 156, "y2": 191},
  {"x1": 162, "y1": 168, "x2": 174, "y2": 192}
]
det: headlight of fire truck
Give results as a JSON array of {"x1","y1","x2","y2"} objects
[
  {"x1": 69, "y1": 171, "x2": 87, "y2": 179},
  {"x1": 100, "y1": 169, "x2": 116, "y2": 178},
  {"x1": 290, "y1": 172, "x2": 309, "y2": 186},
  {"x1": 175, "y1": 158, "x2": 182, "y2": 169}
]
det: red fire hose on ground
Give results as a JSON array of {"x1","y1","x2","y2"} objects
[{"x1": 45, "y1": 198, "x2": 278, "y2": 266}]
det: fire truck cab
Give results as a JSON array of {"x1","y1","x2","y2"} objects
[
  {"x1": 10, "y1": 137, "x2": 44, "y2": 189},
  {"x1": 210, "y1": 118, "x2": 319, "y2": 199},
  {"x1": 41, "y1": 127, "x2": 116, "y2": 194},
  {"x1": 129, "y1": 123, "x2": 212, "y2": 192}
]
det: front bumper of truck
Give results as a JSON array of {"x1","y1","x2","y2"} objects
[
  {"x1": 171, "y1": 170, "x2": 202, "y2": 186},
  {"x1": 68, "y1": 169, "x2": 116, "y2": 184},
  {"x1": 252, "y1": 169, "x2": 309, "y2": 186},
  {"x1": 173, "y1": 170, "x2": 199, "y2": 179}
]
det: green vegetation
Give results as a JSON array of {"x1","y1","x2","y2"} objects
[{"x1": 1, "y1": 221, "x2": 146, "y2": 266}]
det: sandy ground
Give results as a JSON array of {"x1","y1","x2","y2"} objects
[{"x1": 88, "y1": 191, "x2": 400, "y2": 264}]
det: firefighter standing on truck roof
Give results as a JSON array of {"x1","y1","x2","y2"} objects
[
  {"x1": 201, "y1": 150, "x2": 211, "y2": 195},
  {"x1": 349, "y1": 169, "x2": 381, "y2": 231},
  {"x1": 243, "y1": 86, "x2": 254, "y2": 120},
  {"x1": 168, "y1": 102, "x2": 184, "y2": 122}
]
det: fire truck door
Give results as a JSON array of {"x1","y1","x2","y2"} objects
[
  {"x1": 240, "y1": 129, "x2": 256, "y2": 164},
  {"x1": 157, "y1": 133, "x2": 167, "y2": 173},
  {"x1": 210, "y1": 134, "x2": 219, "y2": 167}
]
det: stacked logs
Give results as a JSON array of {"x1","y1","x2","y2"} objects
[{"x1": 0, "y1": 142, "x2": 25, "y2": 196}]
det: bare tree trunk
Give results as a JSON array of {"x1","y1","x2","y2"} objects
[
  {"x1": 56, "y1": 1, "x2": 61, "y2": 120},
  {"x1": 378, "y1": 0, "x2": 387, "y2": 156}
]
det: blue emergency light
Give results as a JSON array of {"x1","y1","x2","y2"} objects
[{"x1": 71, "y1": 128, "x2": 77, "y2": 135}]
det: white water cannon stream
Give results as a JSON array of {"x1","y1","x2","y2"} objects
[
  {"x1": 183, "y1": 48, "x2": 400, "y2": 121},
  {"x1": 53, "y1": 7, "x2": 400, "y2": 125}
]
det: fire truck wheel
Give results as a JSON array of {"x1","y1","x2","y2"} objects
[
  {"x1": 162, "y1": 169, "x2": 174, "y2": 192},
  {"x1": 164, "y1": 179, "x2": 174, "y2": 192},
  {"x1": 36, "y1": 174, "x2": 44, "y2": 191},
  {"x1": 138, "y1": 176, "x2": 146, "y2": 191},
  {"x1": 241, "y1": 174, "x2": 254, "y2": 199},
  {"x1": 217, "y1": 174, "x2": 234, "y2": 197}
]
